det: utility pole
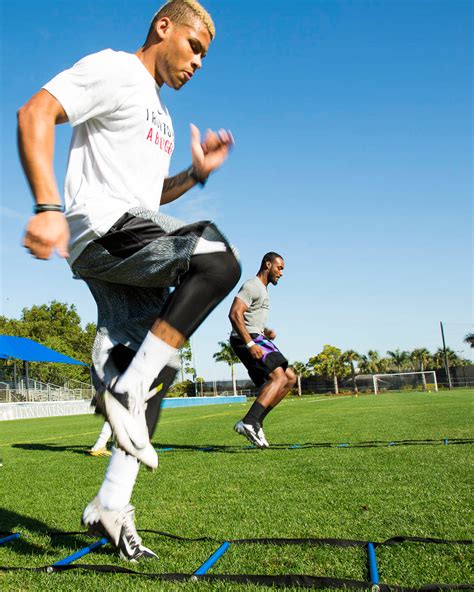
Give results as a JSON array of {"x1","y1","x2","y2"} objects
[
  {"x1": 190, "y1": 337, "x2": 198, "y2": 396},
  {"x1": 440, "y1": 321, "x2": 452, "y2": 390}
]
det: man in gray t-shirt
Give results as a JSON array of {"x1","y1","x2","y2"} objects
[
  {"x1": 229, "y1": 252, "x2": 296, "y2": 448},
  {"x1": 230, "y1": 276, "x2": 269, "y2": 337}
]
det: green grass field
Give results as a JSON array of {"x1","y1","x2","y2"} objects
[{"x1": 0, "y1": 390, "x2": 472, "y2": 591}]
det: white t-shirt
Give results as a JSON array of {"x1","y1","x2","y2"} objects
[{"x1": 43, "y1": 49, "x2": 174, "y2": 264}]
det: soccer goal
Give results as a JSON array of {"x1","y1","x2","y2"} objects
[{"x1": 372, "y1": 371, "x2": 438, "y2": 394}]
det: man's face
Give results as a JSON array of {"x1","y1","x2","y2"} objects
[
  {"x1": 268, "y1": 257, "x2": 285, "y2": 285},
  {"x1": 157, "y1": 19, "x2": 211, "y2": 89}
]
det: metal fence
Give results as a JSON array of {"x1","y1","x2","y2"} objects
[
  {"x1": 302, "y1": 365, "x2": 474, "y2": 394},
  {"x1": 0, "y1": 378, "x2": 94, "y2": 403},
  {"x1": 193, "y1": 381, "x2": 258, "y2": 397}
]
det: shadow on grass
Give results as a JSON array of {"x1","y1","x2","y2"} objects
[
  {"x1": 153, "y1": 437, "x2": 474, "y2": 453},
  {"x1": 11, "y1": 443, "x2": 96, "y2": 456},
  {"x1": 12, "y1": 442, "x2": 260, "y2": 455},
  {"x1": 0, "y1": 508, "x2": 106, "y2": 559},
  {"x1": 11, "y1": 438, "x2": 474, "y2": 458},
  {"x1": 272, "y1": 438, "x2": 474, "y2": 449}
]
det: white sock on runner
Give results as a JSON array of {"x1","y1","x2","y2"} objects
[
  {"x1": 98, "y1": 447, "x2": 140, "y2": 510},
  {"x1": 193, "y1": 237, "x2": 227, "y2": 255},
  {"x1": 91, "y1": 421, "x2": 112, "y2": 451},
  {"x1": 114, "y1": 331, "x2": 176, "y2": 399}
]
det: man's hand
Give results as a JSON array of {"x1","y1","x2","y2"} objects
[
  {"x1": 23, "y1": 211, "x2": 69, "y2": 260},
  {"x1": 264, "y1": 328, "x2": 276, "y2": 340},
  {"x1": 190, "y1": 123, "x2": 234, "y2": 181},
  {"x1": 249, "y1": 344, "x2": 264, "y2": 360}
]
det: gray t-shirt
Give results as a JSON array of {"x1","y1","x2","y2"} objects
[{"x1": 231, "y1": 276, "x2": 269, "y2": 337}]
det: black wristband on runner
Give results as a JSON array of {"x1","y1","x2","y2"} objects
[
  {"x1": 188, "y1": 165, "x2": 208, "y2": 187},
  {"x1": 34, "y1": 204, "x2": 64, "y2": 214}
]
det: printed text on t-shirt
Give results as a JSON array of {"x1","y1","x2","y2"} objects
[{"x1": 145, "y1": 109, "x2": 174, "y2": 155}]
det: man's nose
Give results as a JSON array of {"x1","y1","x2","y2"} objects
[{"x1": 192, "y1": 54, "x2": 202, "y2": 70}]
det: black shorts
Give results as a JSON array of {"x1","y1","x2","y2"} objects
[
  {"x1": 71, "y1": 208, "x2": 235, "y2": 388},
  {"x1": 230, "y1": 334, "x2": 288, "y2": 388}
]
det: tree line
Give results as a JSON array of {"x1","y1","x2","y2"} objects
[
  {"x1": 0, "y1": 302, "x2": 95, "y2": 385},
  {"x1": 1, "y1": 302, "x2": 472, "y2": 391},
  {"x1": 212, "y1": 340, "x2": 474, "y2": 396}
]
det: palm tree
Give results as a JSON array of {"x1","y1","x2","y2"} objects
[
  {"x1": 291, "y1": 361, "x2": 310, "y2": 396},
  {"x1": 196, "y1": 376, "x2": 205, "y2": 397},
  {"x1": 367, "y1": 350, "x2": 381, "y2": 374},
  {"x1": 213, "y1": 341, "x2": 241, "y2": 395},
  {"x1": 359, "y1": 350, "x2": 388, "y2": 375},
  {"x1": 357, "y1": 354, "x2": 369, "y2": 375},
  {"x1": 342, "y1": 350, "x2": 361, "y2": 393},
  {"x1": 410, "y1": 348, "x2": 432, "y2": 390},
  {"x1": 464, "y1": 333, "x2": 474, "y2": 349},
  {"x1": 386, "y1": 349, "x2": 409, "y2": 373},
  {"x1": 179, "y1": 340, "x2": 193, "y2": 382},
  {"x1": 377, "y1": 357, "x2": 392, "y2": 374},
  {"x1": 433, "y1": 347, "x2": 464, "y2": 369},
  {"x1": 308, "y1": 345, "x2": 349, "y2": 394},
  {"x1": 410, "y1": 348, "x2": 432, "y2": 371}
]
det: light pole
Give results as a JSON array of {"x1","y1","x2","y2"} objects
[
  {"x1": 439, "y1": 321, "x2": 452, "y2": 390},
  {"x1": 189, "y1": 337, "x2": 198, "y2": 396}
]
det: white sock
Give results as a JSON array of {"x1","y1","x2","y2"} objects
[
  {"x1": 114, "y1": 331, "x2": 177, "y2": 400},
  {"x1": 91, "y1": 421, "x2": 112, "y2": 451},
  {"x1": 193, "y1": 237, "x2": 227, "y2": 255},
  {"x1": 146, "y1": 353, "x2": 181, "y2": 401},
  {"x1": 98, "y1": 447, "x2": 140, "y2": 510}
]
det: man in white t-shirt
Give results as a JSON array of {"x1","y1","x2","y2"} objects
[
  {"x1": 229, "y1": 253, "x2": 296, "y2": 447},
  {"x1": 18, "y1": 0, "x2": 240, "y2": 561}
]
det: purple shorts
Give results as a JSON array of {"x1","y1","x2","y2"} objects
[{"x1": 230, "y1": 334, "x2": 288, "y2": 388}]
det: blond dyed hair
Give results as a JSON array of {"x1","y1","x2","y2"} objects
[{"x1": 146, "y1": 0, "x2": 215, "y2": 42}]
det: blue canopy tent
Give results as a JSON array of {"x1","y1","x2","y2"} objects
[{"x1": 0, "y1": 335, "x2": 87, "y2": 391}]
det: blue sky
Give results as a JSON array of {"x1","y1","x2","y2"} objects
[{"x1": 1, "y1": 0, "x2": 472, "y2": 380}]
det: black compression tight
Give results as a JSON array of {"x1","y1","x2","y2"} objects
[{"x1": 160, "y1": 249, "x2": 241, "y2": 338}]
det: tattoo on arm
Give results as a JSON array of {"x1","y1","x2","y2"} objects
[{"x1": 162, "y1": 168, "x2": 192, "y2": 194}]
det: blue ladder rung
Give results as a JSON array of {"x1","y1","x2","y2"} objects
[{"x1": 194, "y1": 541, "x2": 231, "y2": 575}]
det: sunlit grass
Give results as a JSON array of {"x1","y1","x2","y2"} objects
[{"x1": 0, "y1": 389, "x2": 472, "y2": 591}]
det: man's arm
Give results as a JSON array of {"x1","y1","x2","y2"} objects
[
  {"x1": 264, "y1": 328, "x2": 276, "y2": 340},
  {"x1": 160, "y1": 167, "x2": 200, "y2": 205},
  {"x1": 229, "y1": 297, "x2": 264, "y2": 360},
  {"x1": 160, "y1": 124, "x2": 234, "y2": 205},
  {"x1": 18, "y1": 89, "x2": 70, "y2": 259}
]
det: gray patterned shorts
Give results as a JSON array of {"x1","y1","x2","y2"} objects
[{"x1": 71, "y1": 207, "x2": 234, "y2": 386}]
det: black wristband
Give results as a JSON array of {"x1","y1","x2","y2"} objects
[
  {"x1": 34, "y1": 204, "x2": 64, "y2": 214},
  {"x1": 188, "y1": 165, "x2": 208, "y2": 187}
]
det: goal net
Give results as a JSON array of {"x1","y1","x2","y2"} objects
[{"x1": 372, "y1": 371, "x2": 438, "y2": 394}]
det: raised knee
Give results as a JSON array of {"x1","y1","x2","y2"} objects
[
  {"x1": 224, "y1": 248, "x2": 242, "y2": 289},
  {"x1": 190, "y1": 248, "x2": 241, "y2": 293},
  {"x1": 286, "y1": 368, "x2": 297, "y2": 388},
  {"x1": 271, "y1": 370, "x2": 288, "y2": 389}
]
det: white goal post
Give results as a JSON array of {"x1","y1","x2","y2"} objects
[{"x1": 372, "y1": 371, "x2": 438, "y2": 394}]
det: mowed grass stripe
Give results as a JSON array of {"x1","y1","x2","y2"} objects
[
  {"x1": 0, "y1": 408, "x2": 245, "y2": 448},
  {"x1": 0, "y1": 389, "x2": 472, "y2": 591}
]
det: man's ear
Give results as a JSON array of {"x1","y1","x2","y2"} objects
[{"x1": 155, "y1": 17, "x2": 172, "y2": 40}]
